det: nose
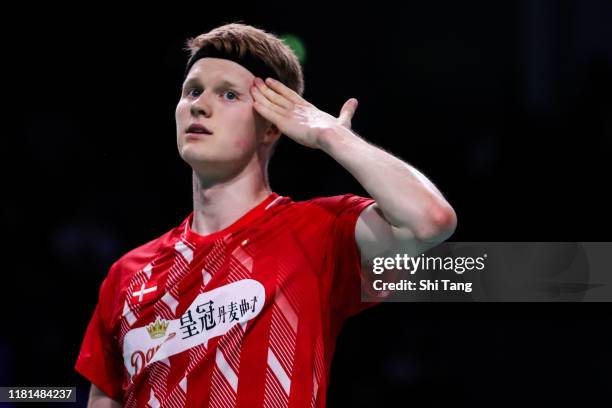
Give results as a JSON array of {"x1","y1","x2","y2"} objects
[{"x1": 190, "y1": 90, "x2": 212, "y2": 117}]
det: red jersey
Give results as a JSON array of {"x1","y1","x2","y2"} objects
[{"x1": 75, "y1": 193, "x2": 379, "y2": 407}]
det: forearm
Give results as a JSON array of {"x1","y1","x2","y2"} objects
[{"x1": 319, "y1": 125, "x2": 456, "y2": 240}]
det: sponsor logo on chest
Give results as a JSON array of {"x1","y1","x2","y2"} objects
[{"x1": 122, "y1": 279, "x2": 265, "y2": 378}]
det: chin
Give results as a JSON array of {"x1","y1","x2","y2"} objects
[
  {"x1": 180, "y1": 147, "x2": 227, "y2": 167},
  {"x1": 180, "y1": 141, "x2": 210, "y2": 157},
  {"x1": 181, "y1": 151, "x2": 214, "y2": 167},
  {"x1": 179, "y1": 144, "x2": 255, "y2": 173}
]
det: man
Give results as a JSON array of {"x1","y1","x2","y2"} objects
[{"x1": 76, "y1": 23, "x2": 456, "y2": 407}]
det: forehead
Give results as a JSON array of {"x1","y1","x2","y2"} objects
[{"x1": 185, "y1": 58, "x2": 255, "y2": 88}]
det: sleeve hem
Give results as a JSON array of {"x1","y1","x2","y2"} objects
[
  {"x1": 332, "y1": 196, "x2": 381, "y2": 320},
  {"x1": 74, "y1": 358, "x2": 123, "y2": 403}
]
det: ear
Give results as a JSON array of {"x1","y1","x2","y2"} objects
[{"x1": 263, "y1": 122, "x2": 281, "y2": 146}]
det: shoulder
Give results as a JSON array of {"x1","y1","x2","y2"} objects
[
  {"x1": 291, "y1": 194, "x2": 374, "y2": 217},
  {"x1": 270, "y1": 195, "x2": 374, "y2": 230}
]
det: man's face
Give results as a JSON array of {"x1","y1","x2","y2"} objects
[{"x1": 175, "y1": 58, "x2": 273, "y2": 177}]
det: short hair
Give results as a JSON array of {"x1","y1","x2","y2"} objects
[
  {"x1": 184, "y1": 23, "x2": 304, "y2": 163},
  {"x1": 185, "y1": 23, "x2": 304, "y2": 97}
]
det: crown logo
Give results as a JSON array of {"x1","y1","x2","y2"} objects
[{"x1": 146, "y1": 317, "x2": 169, "y2": 339}]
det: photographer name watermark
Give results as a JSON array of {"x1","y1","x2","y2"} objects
[{"x1": 374, "y1": 279, "x2": 473, "y2": 293}]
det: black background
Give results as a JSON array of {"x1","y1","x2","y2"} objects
[{"x1": 2, "y1": 1, "x2": 611, "y2": 407}]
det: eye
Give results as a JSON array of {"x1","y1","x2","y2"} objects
[
  {"x1": 222, "y1": 90, "x2": 239, "y2": 101},
  {"x1": 185, "y1": 87, "x2": 202, "y2": 97}
]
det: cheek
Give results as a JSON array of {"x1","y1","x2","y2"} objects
[
  {"x1": 233, "y1": 139, "x2": 251, "y2": 151},
  {"x1": 175, "y1": 101, "x2": 189, "y2": 121},
  {"x1": 231, "y1": 109, "x2": 259, "y2": 150}
]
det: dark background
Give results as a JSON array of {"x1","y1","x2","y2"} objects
[{"x1": 2, "y1": 1, "x2": 611, "y2": 407}]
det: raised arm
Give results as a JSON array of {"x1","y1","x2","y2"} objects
[
  {"x1": 250, "y1": 77, "x2": 457, "y2": 262},
  {"x1": 319, "y1": 126, "x2": 456, "y2": 262}
]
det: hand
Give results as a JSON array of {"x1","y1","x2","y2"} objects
[{"x1": 251, "y1": 77, "x2": 358, "y2": 149}]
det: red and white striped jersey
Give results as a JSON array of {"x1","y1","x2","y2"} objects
[{"x1": 75, "y1": 193, "x2": 379, "y2": 407}]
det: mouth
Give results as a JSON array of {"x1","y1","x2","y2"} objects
[{"x1": 185, "y1": 123, "x2": 213, "y2": 136}]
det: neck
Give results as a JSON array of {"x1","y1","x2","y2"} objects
[{"x1": 191, "y1": 159, "x2": 271, "y2": 236}]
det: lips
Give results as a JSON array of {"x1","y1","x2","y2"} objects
[{"x1": 186, "y1": 123, "x2": 212, "y2": 135}]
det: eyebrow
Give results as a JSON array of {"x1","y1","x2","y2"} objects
[{"x1": 182, "y1": 77, "x2": 245, "y2": 92}]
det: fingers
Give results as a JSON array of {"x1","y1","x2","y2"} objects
[
  {"x1": 263, "y1": 77, "x2": 304, "y2": 105},
  {"x1": 254, "y1": 78, "x2": 293, "y2": 110},
  {"x1": 252, "y1": 87, "x2": 285, "y2": 125},
  {"x1": 338, "y1": 98, "x2": 358, "y2": 127},
  {"x1": 251, "y1": 86, "x2": 286, "y2": 117}
]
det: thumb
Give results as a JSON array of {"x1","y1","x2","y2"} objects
[{"x1": 338, "y1": 98, "x2": 358, "y2": 129}]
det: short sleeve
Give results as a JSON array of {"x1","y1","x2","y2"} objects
[
  {"x1": 75, "y1": 263, "x2": 124, "y2": 402},
  {"x1": 314, "y1": 194, "x2": 380, "y2": 320}
]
